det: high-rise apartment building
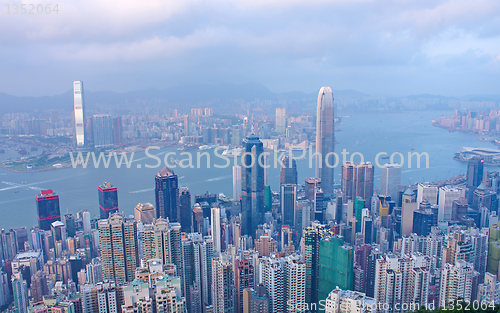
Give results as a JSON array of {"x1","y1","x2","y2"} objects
[
  {"x1": 155, "y1": 167, "x2": 179, "y2": 222},
  {"x1": 260, "y1": 257, "x2": 284, "y2": 313},
  {"x1": 374, "y1": 254, "x2": 430, "y2": 312},
  {"x1": 36, "y1": 190, "x2": 61, "y2": 231},
  {"x1": 142, "y1": 219, "x2": 182, "y2": 276},
  {"x1": 439, "y1": 260, "x2": 475, "y2": 308},
  {"x1": 315, "y1": 87, "x2": 335, "y2": 198},
  {"x1": 282, "y1": 254, "x2": 306, "y2": 313},
  {"x1": 241, "y1": 134, "x2": 264, "y2": 237},
  {"x1": 236, "y1": 259, "x2": 254, "y2": 313},
  {"x1": 98, "y1": 213, "x2": 139, "y2": 283},
  {"x1": 98, "y1": 182, "x2": 119, "y2": 219},
  {"x1": 212, "y1": 253, "x2": 234, "y2": 313},
  {"x1": 324, "y1": 287, "x2": 376, "y2": 313},
  {"x1": 73, "y1": 81, "x2": 85, "y2": 147}
]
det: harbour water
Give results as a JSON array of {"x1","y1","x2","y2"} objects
[{"x1": 0, "y1": 110, "x2": 494, "y2": 230}]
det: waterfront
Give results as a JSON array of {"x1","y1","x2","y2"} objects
[{"x1": 0, "y1": 110, "x2": 494, "y2": 230}]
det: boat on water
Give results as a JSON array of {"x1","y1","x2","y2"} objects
[
  {"x1": 222, "y1": 148, "x2": 242, "y2": 158},
  {"x1": 199, "y1": 144, "x2": 218, "y2": 150},
  {"x1": 177, "y1": 144, "x2": 199, "y2": 151},
  {"x1": 169, "y1": 157, "x2": 179, "y2": 165}
]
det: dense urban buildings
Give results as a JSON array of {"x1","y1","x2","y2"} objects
[{"x1": 5, "y1": 84, "x2": 500, "y2": 313}]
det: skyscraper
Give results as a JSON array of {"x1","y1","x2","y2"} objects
[
  {"x1": 211, "y1": 207, "x2": 221, "y2": 255},
  {"x1": 98, "y1": 213, "x2": 139, "y2": 283},
  {"x1": 276, "y1": 108, "x2": 286, "y2": 134},
  {"x1": 303, "y1": 226, "x2": 320, "y2": 306},
  {"x1": 318, "y1": 234, "x2": 354, "y2": 303},
  {"x1": 438, "y1": 186, "x2": 464, "y2": 222},
  {"x1": 467, "y1": 156, "x2": 485, "y2": 203},
  {"x1": 155, "y1": 167, "x2": 179, "y2": 222},
  {"x1": 98, "y1": 182, "x2": 119, "y2": 219},
  {"x1": 179, "y1": 187, "x2": 192, "y2": 233},
  {"x1": 280, "y1": 155, "x2": 298, "y2": 186},
  {"x1": 212, "y1": 254, "x2": 235, "y2": 313},
  {"x1": 281, "y1": 184, "x2": 297, "y2": 228},
  {"x1": 439, "y1": 260, "x2": 474, "y2": 308},
  {"x1": 375, "y1": 254, "x2": 430, "y2": 312},
  {"x1": 380, "y1": 163, "x2": 401, "y2": 200},
  {"x1": 233, "y1": 165, "x2": 242, "y2": 200},
  {"x1": 241, "y1": 134, "x2": 264, "y2": 237},
  {"x1": 236, "y1": 259, "x2": 254, "y2": 313},
  {"x1": 92, "y1": 114, "x2": 114, "y2": 148},
  {"x1": 36, "y1": 190, "x2": 61, "y2": 231},
  {"x1": 134, "y1": 203, "x2": 156, "y2": 224},
  {"x1": 341, "y1": 162, "x2": 374, "y2": 203},
  {"x1": 112, "y1": 116, "x2": 122, "y2": 145},
  {"x1": 315, "y1": 87, "x2": 335, "y2": 198},
  {"x1": 73, "y1": 81, "x2": 85, "y2": 147}
]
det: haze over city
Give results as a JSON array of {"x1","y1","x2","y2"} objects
[{"x1": 1, "y1": 1, "x2": 500, "y2": 313}]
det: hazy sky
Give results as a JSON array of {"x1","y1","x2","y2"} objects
[{"x1": 1, "y1": 0, "x2": 499, "y2": 97}]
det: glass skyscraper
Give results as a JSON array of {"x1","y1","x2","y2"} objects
[
  {"x1": 98, "y1": 182, "x2": 119, "y2": 219},
  {"x1": 92, "y1": 114, "x2": 114, "y2": 148},
  {"x1": 241, "y1": 134, "x2": 264, "y2": 237},
  {"x1": 155, "y1": 167, "x2": 179, "y2": 222},
  {"x1": 36, "y1": 190, "x2": 61, "y2": 231},
  {"x1": 315, "y1": 87, "x2": 335, "y2": 198}
]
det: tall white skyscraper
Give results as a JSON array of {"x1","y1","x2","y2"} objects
[
  {"x1": 211, "y1": 207, "x2": 221, "y2": 256},
  {"x1": 380, "y1": 163, "x2": 401, "y2": 200},
  {"x1": 315, "y1": 87, "x2": 335, "y2": 198},
  {"x1": 233, "y1": 165, "x2": 242, "y2": 200},
  {"x1": 259, "y1": 257, "x2": 284, "y2": 313},
  {"x1": 438, "y1": 186, "x2": 464, "y2": 221},
  {"x1": 82, "y1": 210, "x2": 91, "y2": 234},
  {"x1": 73, "y1": 81, "x2": 85, "y2": 147},
  {"x1": 276, "y1": 108, "x2": 286, "y2": 134},
  {"x1": 417, "y1": 183, "x2": 439, "y2": 206},
  {"x1": 282, "y1": 255, "x2": 306, "y2": 313}
]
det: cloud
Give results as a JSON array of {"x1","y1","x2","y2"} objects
[{"x1": 0, "y1": 0, "x2": 499, "y2": 96}]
